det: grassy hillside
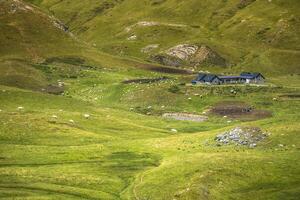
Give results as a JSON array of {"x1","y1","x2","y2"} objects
[
  {"x1": 0, "y1": 0, "x2": 83, "y2": 89},
  {"x1": 0, "y1": 0, "x2": 168, "y2": 90},
  {"x1": 0, "y1": 0, "x2": 83, "y2": 60},
  {"x1": 0, "y1": 65, "x2": 300, "y2": 199},
  {"x1": 0, "y1": 0, "x2": 300, "y2": 199},
  {"x1": 25, "y1": 0, "x2": 300, "y2": 74}
]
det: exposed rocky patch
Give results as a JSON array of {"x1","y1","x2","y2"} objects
[
  {"x1": 191, "y1": 45, "x2": 227, "y2": 67},
  {"x1": 150, "y1": 54, "x2": 183, "y2": 67},
  {"x1": 215, "y1": 127, "x2": 268, "y2": 148},
  {"x1": 151, "y1": 44, "x2": 227, "y2": 68},
  {"x1": 166, "y1": 44, "x2": 199, "y2": 60},
  {"x1": 141, "y1": 44, "x2": 159, "y2": 53},
  {"x1": 2, "y1": 0, "x2": 34, "y2": 14},
  {"x1": 127, "y1": 35, "x2": 137, "y2": 40},
  {"x1": 51, "y1": 17, "x2": 69, "y2": 32},
  {"x1": 163, "y1": 113, "x2": 208, "y2": 122}
]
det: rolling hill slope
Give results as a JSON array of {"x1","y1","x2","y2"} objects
[
  {"x1": 0, "y1": 0, "x2": 84, "y2": 89},
  {"x1": 25, "y1": 0, "x2": 300, "y2": 74}
]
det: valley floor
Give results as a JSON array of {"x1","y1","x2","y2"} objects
[{"x1": 0, "y1": 65, "x2": 299, "y2": 200}]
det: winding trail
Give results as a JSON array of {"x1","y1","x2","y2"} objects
[{"x1": 133, "y1": 172, "x2": 146, "y2": 200}]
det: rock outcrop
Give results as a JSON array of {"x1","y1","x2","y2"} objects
[
  {"x1": 151, "y1": 44, "x2": 227, "y2": 68},
  {"x1": 166, "y1": 44, "x2": 199, "y2": 60},
  {"x1": 191, "y1": 45, "x2": 227, "y2": 67}
]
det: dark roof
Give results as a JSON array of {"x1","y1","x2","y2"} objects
[
  {"x1": 240, "y1": 72, "x2": 265, "y2": 79},
  {"x1": 203, "y1": 74, "x2": 220, "y2": 82},
  {"x1": 194, "y1": 73, "x2": 220, "y2": 82},
  {"x1": 193, "y1": 72, "x2": 265, "y2": 84},
  {"x1": 196, "y1": 73, "x2": 207, "y2": 81},
  {"x1": 219, "y1": 76, "x2": 242, "y2": 79}
]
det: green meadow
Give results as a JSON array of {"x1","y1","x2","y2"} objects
[{"x1": 0, "y1": 0, "x2": 300, "y2": 199}]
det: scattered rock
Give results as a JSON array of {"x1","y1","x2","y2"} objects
[
  {"x1": 69, "y1": 119, "x2": 75, "y2": 124},
  {"x1": 127, "y1": 35, "x2": 137, "y2": 40},
  {"x1": 51, "y1": 115, "x2": 58, "y2": 119},
  {"x1": 141, "y1": 44, "x2": 159, "y2": 53},
  {"x1": 17, "y1": 106, "x2": 24, "y2": 110},
  {"x1": 215, "y1": 127, "x2": 268, "y2": 148},
  {"x1": 230, "y1": 89, "x2": 237, "y2": 94},
  {"x1": 52, "y1": 18, "x2": 69, "y2": 32},
  {"x1": 249, "y1": 143, "x2": 257, "y2": 148},
  {"x1": 278, "y1": 144, "x2": 284, "y2": 147},
  {"x1": 58, "y1": 81, "x2": 64, "y2": 87},
  {"x1": 83, "y1": 114, "x2": 90, "y2": 119},
  {"x1": 171, "y1": 128, "x2": 178, "y2": 133}
]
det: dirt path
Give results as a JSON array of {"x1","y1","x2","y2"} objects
[{"x1": 133, "y1": 173, "x2": 145, "y2": 200}]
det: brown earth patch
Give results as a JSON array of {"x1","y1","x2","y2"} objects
[
  {"x1": 279, "y1": 94, "x2": 300, "y2": 99},
  {"x1": 122, "y1": 77, "x2": 169, "y2": 84},
  {"x1": 43, "y1": 85, "x2": 64, "y2": 95},
  {"x1": 211, "y1": 101, "x2": 272, "y2": 121},
  {"x1": 146, "y1": 65, "x2": 193, "y2": 74}
]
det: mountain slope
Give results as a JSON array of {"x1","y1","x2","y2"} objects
[
  {"x1": 25, "y1": 0, "x2": 300, "y2": 74},
  {"x1": 0, "y1": 0, "x2": 151, "y2": 90},
  {"x1": 0, "y1": 0, "x2": 83, "y2": 89},
  {"x1": 0, "y1": 0, "x2": 82, "y2": 61}
]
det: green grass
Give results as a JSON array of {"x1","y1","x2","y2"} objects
[
  {"x1": 0, "y1": 64, "x2": 299, "y2": 199},
  {"x1": 1, "y1": 0, "x2": 300, "y2": 199},
  {"x1": 24, "y1": 0, "x2": 300, "y2": 74}
]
